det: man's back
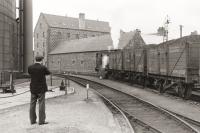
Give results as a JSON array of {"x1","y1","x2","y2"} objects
[{"x1": 28, "y1": 63, "x2": 50, "y2": 94}]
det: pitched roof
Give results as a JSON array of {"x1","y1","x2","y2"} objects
[
  {"x1": 117, "y1": 30, "x2": 145, "y2": 49},
  {"x1": 42, "y1": 13, "x2": 110, "y2": 33},
  {"x1": 49, "y1": 35, "x2": 113, "y2": 54}
]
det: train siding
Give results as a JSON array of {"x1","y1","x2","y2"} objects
[{"x1": 97, "y1": 35, "x2": 200, "y2": 98}]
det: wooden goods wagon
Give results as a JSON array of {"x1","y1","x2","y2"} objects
[
  {"x1": 147, "y1": 45, "x2": 159, "y2": 74},
  {"x1": 122, "y1": 46, "x2": 147, "y2": 73},
  {"x1": 147, "y1": 35, "x2": 200, "y2": 99},
  {"x1": 109, "y1": 50, "x2": 123, "y2": 71},
  {"x1": 122, "y1": 49, "x2": 132, "y2": 71},
  {"x1": 134, "y1": 46, "x2": 146, "y2": 73}
]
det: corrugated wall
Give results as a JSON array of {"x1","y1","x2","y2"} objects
[{"x1": 0, "y1": 0, "x2": 19, "y2": 83}]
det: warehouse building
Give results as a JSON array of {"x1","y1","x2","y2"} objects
[
  {"x1": 48, "y1": 34, "x2": 113, "y2": 75},
  {"x1": 34, "y1": 13, "x2": 111, "y2": 66}
]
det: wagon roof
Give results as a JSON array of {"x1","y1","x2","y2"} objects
[
  {"x1": 158, "y1": 35, "x2": 200, "y2": 46},
  {"x1": 42, "y1": 13, "x2": 110, "y2": 33},
  {"x1": 49, "y1": 35, "x2": 113, "y2": 54}
]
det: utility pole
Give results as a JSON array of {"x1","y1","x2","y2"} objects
[
  {"x1": 179, "y1": 25, "x2": 183, "y2": 38},
  {"x1": 163, "y1": 15, "x2": 170, "y2": 42}
]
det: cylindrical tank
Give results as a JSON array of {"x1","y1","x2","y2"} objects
[
  {"x1": 23, "y1": 0, "x2": 33, "y2": 73},
  {"x1": 0, "y1": 0, "x2": 18, "y2": 83}
]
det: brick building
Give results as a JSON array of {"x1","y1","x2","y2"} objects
[
  {"x1": 118, "y1": 29, "x2": 145, "y2": 49},
  {"x1": 34, "y1": 13, "x2": 111, "y2": 65},
  {"x1": 48, "y1": 35, "x2": 113, "y2": 75}
]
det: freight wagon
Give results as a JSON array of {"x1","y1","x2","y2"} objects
[
  {"x1": 97, "y1": 46, "x2": 148, "y2": 83},
  {"x1": 96, "y1": 35, "x2": 200, "y2": 99},
  {"x1": 147, "y1": 35, "x2": 200, "y2": 99}
]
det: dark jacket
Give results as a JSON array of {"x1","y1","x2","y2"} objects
[{"x1": 28, "y1": 63, "x2": 51, "y2": 94}]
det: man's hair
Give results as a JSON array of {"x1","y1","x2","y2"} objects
[{"x1": 35, "y1": 55, "x2": 44, "y2": 62}]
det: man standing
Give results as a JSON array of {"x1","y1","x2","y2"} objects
[{"x1": 28, "y1": 55, "x2": 51, "y2": 125}]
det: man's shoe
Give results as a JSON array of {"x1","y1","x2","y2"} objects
[
  {"x1": 31, "y1": 122, "x2": 37, "y2": 125},
  {"x1": 39, "y1": 122, "x2": 48, "y2": 125}
]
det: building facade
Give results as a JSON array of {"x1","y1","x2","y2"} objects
[
  {"x1": 117, "y1": 29, "x2": 145, "y2": 49},
  {"x1": 34, "y1": 13, "x2": 111, "y2": 65},
  {"x1": 48, "y1": 35, "x2": 113, "y2": 75},
  {"x1": 0, "y1": 0, "x2": 19, "y2": 83}
]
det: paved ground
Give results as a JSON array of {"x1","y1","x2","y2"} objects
[
  {"x1": 77, "y1": 75, "x2": 200, "y2": 123},
  {"x1": 0, "y1": 77, "x2": 130, "y2": 133}
]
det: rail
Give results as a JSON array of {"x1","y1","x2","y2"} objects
[{"x1": 56, "y1": 74, "x2": 200, "y2": 133}]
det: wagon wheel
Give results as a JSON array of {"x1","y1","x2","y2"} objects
[
  {"x1": 177, "y1": 83, "x2": 185, "y2": 98},
  {"x1": 148, "y1": 77, "x2": 154, "y2": 88},
  {"x1": 128, "y1": 73, "x2": 133, "y2": 83},
  {"x1": 184, "y1": 85, "x2": 192, "y2": 100},
  {"x1": 154, "y1": 80, "x2": 163, "y2": 93},
  {"x1": 158, "y1": 81, "x2": 164, "y2": 93},
  {"x1": 154, "y1": 79, "x2": 159, "y2": 89}
]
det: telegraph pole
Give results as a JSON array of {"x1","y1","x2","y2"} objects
[
  {"x1": 179, "y1": 25, "x2": 183, "y2": 38},
  {"x1": 163, "y1": 15, "x2": 170, "y2": 42}
]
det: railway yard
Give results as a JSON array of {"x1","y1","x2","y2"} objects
[
  {"x1": 1, "y1": 0, "x2": 200, "y2": 133},
  {"x1": 2, "y1": 34, "x2": 200, "y2": 132},
  {"x1": 1, "y1": 75, "x2": 200, "y2": 133}
]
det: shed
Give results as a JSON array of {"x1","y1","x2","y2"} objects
[{"x1": 49, "y1": 35, "x2": 113, "y2": 75}]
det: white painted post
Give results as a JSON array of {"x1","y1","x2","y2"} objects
[{"x1": 86, "y1": 84, "x2": 89, "y2": 99}]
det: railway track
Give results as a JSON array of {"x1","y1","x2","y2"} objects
[{"x1": 58, "y1": 74, "x2": 200, "y2": 133}]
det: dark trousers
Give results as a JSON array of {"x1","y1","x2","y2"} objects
[{"x1": 30, "y1": 93, "x2": 46, "y2": 124}]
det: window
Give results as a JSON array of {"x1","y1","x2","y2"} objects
[
  {"x1": 43, "y1": 32, "x2": 45, "y2": 37},
  {"x1": 43, "y1": 51, "x2": 45, "y2": 56},
  {"x1": 43, "y1": 42, "x2": 45, "y2": 48},
  {"x1": 76, "y1": 34, "x2": 79, "y2": 39},
  {"x1": 37, "y1": 43, "x2": 39, "y2": 48},
  {"x1": 36, "y1": 33, "x2": 39, "y2": 38},
  {"x1": 92, "y1": 35, "x2": 95, "y2": 37},
  {"x1": 72, "y1": 60, "x2": 75, "y2": 64},
  {"x1": 81, "y1": 60, "x2": 84, "y2": 64}
]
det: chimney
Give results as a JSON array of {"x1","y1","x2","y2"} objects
[
  {"x1": 79, "y1": 13, "x2": 85, "y2": 29},
  {"x1": 135, "y1": 29, "x2": 141, "y2": 35}
]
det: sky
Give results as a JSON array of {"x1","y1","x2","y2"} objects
[{"x1": 33, "y1": 0, "x2": 200, "y2": 45}]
